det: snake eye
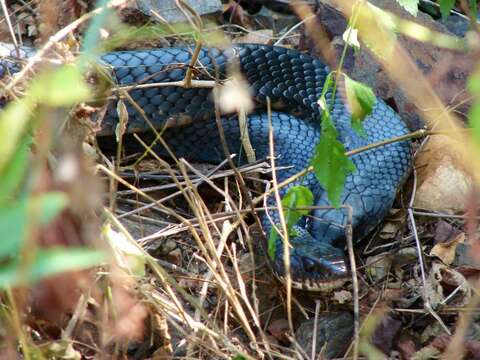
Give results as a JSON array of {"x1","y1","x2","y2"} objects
[{"x1": 302, "y1": 258, "x2": 318, "y2": 273}]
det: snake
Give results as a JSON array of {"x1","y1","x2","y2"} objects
[{"x1": 0, "y1": 43, "x2": 412, "y2": 291}]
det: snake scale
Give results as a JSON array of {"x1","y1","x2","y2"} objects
[{"x1": 0, "y1": 43, "x2": 412, "y2": 291}]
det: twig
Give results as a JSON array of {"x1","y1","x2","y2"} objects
[
  {"x1": 412, "y1": 209, "x2": 479, "y2": 220},
  {"x1": 408, "y1": 166, "x2": 451, "y2": 335},
  {"x1": 138, "y1": 204, "x2": 354, "y2": 243},
  {"x1": 345, "y1": 205, "x2": 360, "y2": 360},
  {"x1": 267, "y1": 97, "x2": 294, "y2": 335},
  {"x1": 116, "y1": 156, "x2": 232, "y2": 219},
  {"x1": 311, "y1": 300, "x2": 321, "y2": 359},
  {"x1": 131, "y1": 124, "x2": 267, "y2": 355},
  {"x1": 114, "y1": 79, "x2": 217, "y2": 93},
  {"x1": 0, "y1": 1, "x2": 19, "y2": 55},
  {"x1": 114, "y1": 159, "x2": 270, "y2": 196},
  {"x1": 184, "y1": 41, "x2": 203, "y2": 87}
]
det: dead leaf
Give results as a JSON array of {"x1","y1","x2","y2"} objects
[
  {"x1": 222, "y1": 2, "x2": 253, "y2": 28},
  {"x1": 397, "y1": 338, "x2": 417, "y2": 360},
  {"x1": 430, "y1": 232, "x2": 465, "y2": 265},
  {"x1": 268, "y1": 318, "x2": 290, "y2": 343},
  {"x1": 433, "y1": 220, "x2": 462, "y2": 244},
  {"x1": 411, "y1": 346, "x2": 441, "y2": 360},
  {"x1": 425, "y1": 262, "x2": 471, "y2": 307},
  {"x1": 430, "y1": 333, "x2": 480, "y2": 360},
  {"x1": 365, "y1": 252, "x2": 393, "y2": 282},
  {"x1": 371, "y1": 315, "x2": 402, "y2": 354},
  {"x1": 383, "y1": 288, "x2": 404, "y2": 303},
  {"x1": 379, "y1": 221, "x2": 400, "y2": 239},
  {"x1": 40, "y1": 340, "x2": 82, "y2": 360},
  {"x1": 333, "y1": 290, "x2": 352, "y2": 304}
]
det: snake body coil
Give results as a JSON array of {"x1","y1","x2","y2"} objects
[{"x1": 0, "y1": 43, "x2": 412, "y2": 290}]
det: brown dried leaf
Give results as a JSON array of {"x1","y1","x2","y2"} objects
[
  {"x1": 222, "y1": 2, "x2": 253, "y2": 28},
  {"x1": 411, "y1": 346, "x2": 441, "y2": 360},
  {"x1": 430, "y1": 232, "x2": 465, "y2": 265},
  {"x1": 396, "y1": 339, "x2": 417, "y2": 360},
  {"x1": 333, "y1": 289, "x2": 352, "y2": 304},
  {"x1": 365, "y1": 252, "x2": 393, "y2": 282},
  {"x1": 379, "y1": 221, "x2": 400, "y2": 239},
  {"x1": 371, "y1": 315, "x2": 402, "y2": 354},
  {"x1": 41, "y1": 340, "x2": 82, "y2": 360},
  {"x1": 268, "y1": 318, "x2": 290, "y2": 343},
  {"x1": 383, "y1": 288, "x2": 404, "y2": 303},
  {"x1": 425, "y1": 262, "x2": 471, "y2": 307},
  {"x1": 433, "y1": 220, "x2": 461, "y2": 244}
]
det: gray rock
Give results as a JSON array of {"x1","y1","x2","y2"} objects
[
  {"x1": 135, "y1": 0, "x2": 222, "y2": 23},
  {"x1": 295, "y1": 311, "x2": 354, "y2": 359}
]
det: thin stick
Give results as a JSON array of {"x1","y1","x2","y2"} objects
[
  {"x1": 311, "y1": 300, "x2": 321, "y2": 359},
  {"x1": 408, "y1": 167, "x2": 451, "y2": 334},
  {"x1": 267, "y1": 97, "x2": 294, "y2": 334},
  {"x1": 184, "y1": 41, "x2": 203, "y2": 87},
  {"x1": 116, "y1": 156, "x2": 232, "y2": 219},
  {"x1": 0, "y1": 1, "x2": 19, "y2": 55},
  {"x1": 114, "y1": 79, "x2": 216, "y2": 93},
  {"x1": 345, "y1": 205, "x2": 360, "y2": 360}
]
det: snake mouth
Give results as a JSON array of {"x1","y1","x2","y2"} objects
[
  {"x1": 277, "y1": 275, "x2": 351, "y2": 292},
  {"x1": 271, "y1": 254, "x2": 351, "y2": 292}
]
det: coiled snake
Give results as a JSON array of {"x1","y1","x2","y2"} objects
[{"x1": 0, "y1": 43, "x2": 412, "y2": 291}]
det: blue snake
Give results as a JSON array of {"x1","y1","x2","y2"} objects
[{"x1": 0, "y1": 43, "x2": 412, "y2": 290}]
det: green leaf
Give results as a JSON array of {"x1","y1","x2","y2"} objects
[
  {"x1": 395, "y1": 0, "x2": 419, "y2": 16},
  {"x1": 0, "y1": 135, "x2": 31, "y2": 206},
  {"x1": 0, "y1": 192, "x2": 69, "y2": 259},
  {"x1": 33, "y1": 192, "x2": 69, "y2": 226},
  {"x1": 0, "y1": 247, "x2": 105, "y2": 288},
  {"x1": 282, "y1": 186, "x2": 314, "y2": 228},
  {"x1": 344, "y1": 74, "x2": 375, "y2": 136},
  {"x1": 311, "y1": 112, "x2": 356, "y2": 207},
  {"x1": 318, "y1": 72, "x2": 334, "y2": 111},
  {"x1": 268, "y1": 230, "x2": 277, "y2": 260},
  {"x1": 0, "y1": 99, "x2": 34, "y2": 174},
  {"x1": 469, "y1": 102, "x2": 480, "y2": 146},
  {"x1": 467, "y1": 74, "x2": 480, "y2": 94},
  {"x1": 30, "y1": 66, "x2": 91, "y2": 106},
  {"x1": 439, "y1": 0, "x2": 455, "y2": 19},
  {"x1": 470, "y1": 0, "x2": 477, "y2": 18},
  {"x1": 267, "y1": 186, "x2": 314, "y2": 260},
  {"x1": 0, "y1": 199, "x2": 29, "y2": 258},
  {"x1": 468, "y1": 72, "x2": 480, "y2": 146},
  {"x1": 232, "y1": 356, "x2": 247, "y2": 360}
]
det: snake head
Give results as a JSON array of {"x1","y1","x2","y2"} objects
[{"x1": 272, "y1": 227, "x2": 350, "y2": 291}]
